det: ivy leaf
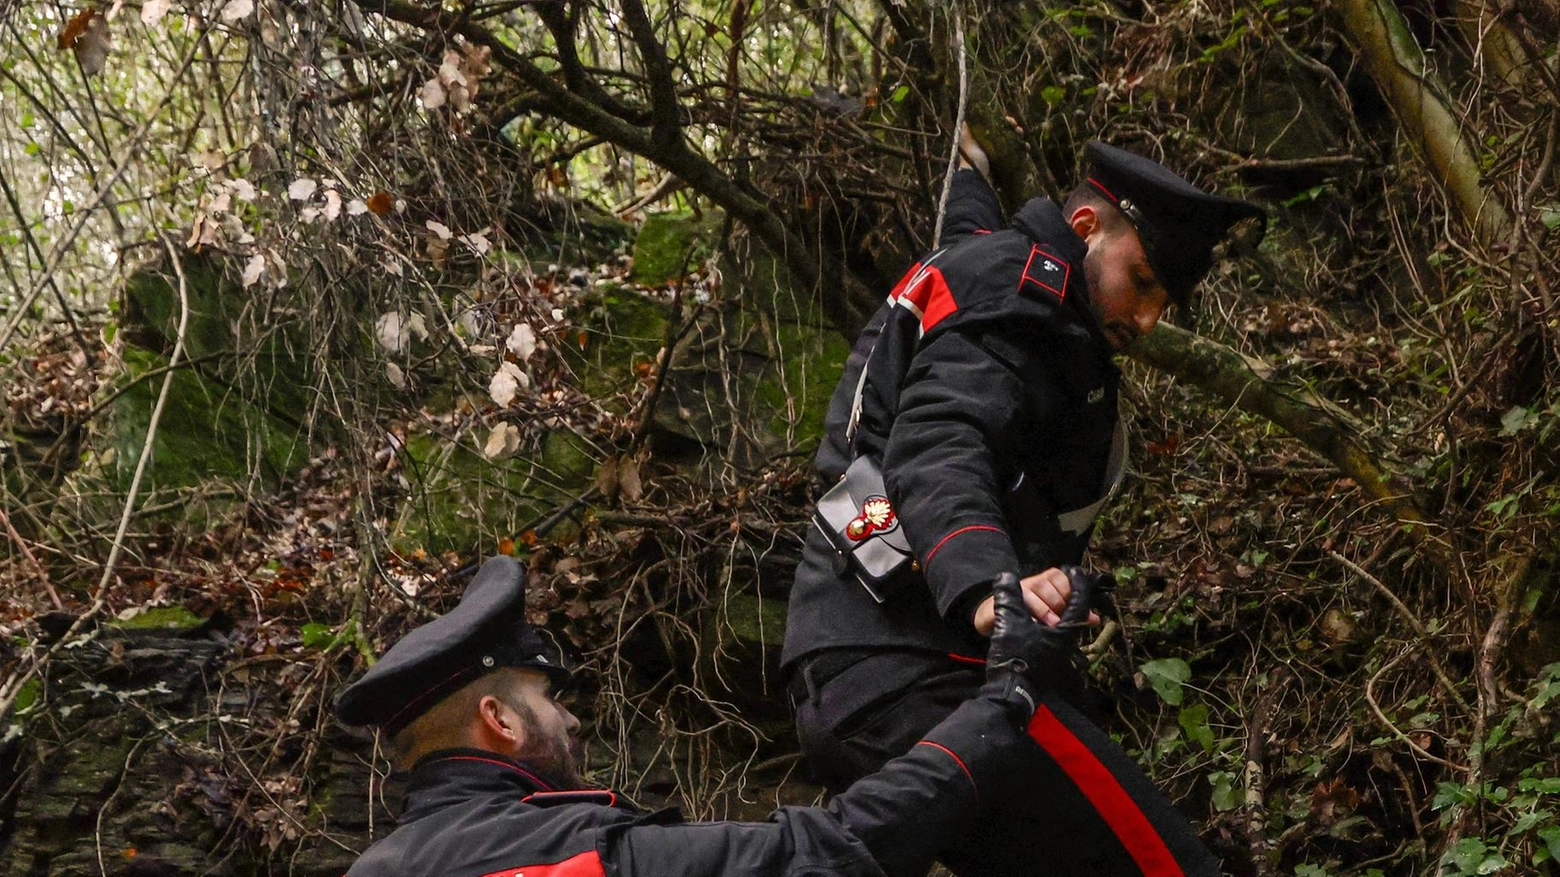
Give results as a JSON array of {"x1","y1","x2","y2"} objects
[
  {"x1": 1178, "y1": 702, "x2": 1215, "y2": 751},
  {"x1": 1208, "y1": 771, "x2": 1241, "y2": 811},
  {"x1": 1500, "y1": 405, "x2": 1538, "y2": 436},
  {"x1": 1140, "y1": 658, "x2": 1191, "y2": 705}
]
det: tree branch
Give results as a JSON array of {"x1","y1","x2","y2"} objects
[
  {"x1": 356, "y1": 0, "x2": 847, "y2": 327},
  {"x1": 1130, "y1": 324, "x2": 1430, "y2": 533},
  {"x1": 618, "y1": 0, "x2": 681, "y2": 150}
]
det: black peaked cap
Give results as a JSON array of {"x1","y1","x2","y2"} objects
[
  {"x1": 1083, "y1": 141, "x2": 1267, "y2": 305},
  {"x1": 336, "y1": 556, "x2": 569, "y2": 734}
]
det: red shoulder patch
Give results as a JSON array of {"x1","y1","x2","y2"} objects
[
  {"x1": 1018, "y1": 245, "x2": 1070, "y2": 301},
  {"x1": 897, "y1": 265, "x2": 957, "y2": 335}
]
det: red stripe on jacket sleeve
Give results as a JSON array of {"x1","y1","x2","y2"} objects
[
  {"x1": 1027, "y1": 707, "x2": 1186, "y2": 877},
  {"x1": 925, "y1": 524, "x2": 1005, "y2": 565}
]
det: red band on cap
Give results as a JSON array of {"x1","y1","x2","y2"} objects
[{"x1": 1086, "y1": 177, "x2": 1120, "y2": 204}]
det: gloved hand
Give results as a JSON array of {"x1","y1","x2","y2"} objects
[{"x1": 980, "y1": 566, "x2": 1114, "y2": 721}]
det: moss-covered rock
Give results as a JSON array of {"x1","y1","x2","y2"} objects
[
  {"x1": 111, "y1": 345, "x2": 309, "y2": 493},
  {"x1": 391, "y1": 428, "x2": 599, "y2": 555},
  {"x1": 104, "y1": 253, "x2": 320, "y2": 501},
  {"x1": 630, "y1": 212, "x2": 723, "y2": 284},
  {"x1": 107, "y1": 604, "x2": 203, "y2": 632}
]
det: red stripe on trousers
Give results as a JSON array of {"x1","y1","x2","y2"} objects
[
  {"x1": 477, "y1": 850, "x2": 606, "y2": 877},
  {"x1": 1027, "y1": 706, "x2": 1186, "y2": 877}
]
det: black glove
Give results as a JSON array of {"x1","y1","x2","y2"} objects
[{"x1": 980, "y1": 567, "x2": 1114, "y2": 721}]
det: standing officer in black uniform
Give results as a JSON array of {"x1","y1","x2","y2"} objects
[
  {"x1": 783, "y1": 138, "x2": 1266, "y2": 877},
  {"x1": 336, "y1": 554, "x2": 1108, "y2": 877}
]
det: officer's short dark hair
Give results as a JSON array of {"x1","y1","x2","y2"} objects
[
  {"x1": 1062, "y1": 184, "x2": 1131, "y2": 235},
  {"x1": 389, "y1": 669, "x2": 531, "y2": 767}
]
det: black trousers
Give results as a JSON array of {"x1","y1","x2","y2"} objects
[{"x1": 791, "y1": 649, "x2": 1222, "y2": 877}]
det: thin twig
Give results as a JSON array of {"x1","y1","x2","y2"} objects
[
  {"x1": 1364, "y1": 649, "x2": 1468, "y2": 770},
  {"x1": 932, "y1": 1, "x2": 968, "y2": 250},
  {"x1": 1327, "y1": 549, "x2": 1473, "y2": 715},
  {"x1": 0, "y1": 234, "x2": 190, "y2": 721},
  {"x1": 0, "y1": 507, "x2": 62, "y2": 610}
]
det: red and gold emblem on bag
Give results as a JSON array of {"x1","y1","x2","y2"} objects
[{"x1": 845, "y1": 496, "x2": 897, "y2": 541}]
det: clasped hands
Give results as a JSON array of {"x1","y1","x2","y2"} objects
[{"x1": 972, "y1": 567, "x2": 1103, "y2": 636}]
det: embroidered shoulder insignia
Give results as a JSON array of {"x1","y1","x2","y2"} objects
[{"x1": 1018, "y1": 245, "x2": 1070, "y2": 301}]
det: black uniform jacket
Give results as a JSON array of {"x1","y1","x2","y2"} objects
[
  {"x1": 783, "y1": 171, "x2": 1121, "y2": 667},
  {"x1": 345, "y1": 698, "x2": 1029, "y2": 877}
]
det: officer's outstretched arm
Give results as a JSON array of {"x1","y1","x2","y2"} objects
[
  {"x1": 607, "y1": 576, "x2": 1098, "y2": 877},
  {"x1": 604, "y1": 699, "x2": 1021, "y2": 877}
]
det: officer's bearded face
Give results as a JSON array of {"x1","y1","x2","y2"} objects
[
  {"x1": 500, "y1": 670, "x2": 585, "y2": 788},
  {"x1": 1081, "y1": 225, "x2": 1169, "y2": 352}
]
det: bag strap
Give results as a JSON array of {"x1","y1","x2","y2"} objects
[
  {"x1": 1056, "y1": 418, "x2": 1128, "y2": 535},
  {"x1": 845, "y1": 248, "x2": 950, "y2": 451}
]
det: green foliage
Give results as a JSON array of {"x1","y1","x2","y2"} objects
[
  {"x1": 630, "y1": 212, "x2": 722, "y2": 285},
  {"x1": 301, "y1": 622, "x2": 339, "y2": 649},
  {"x1": 1178, "y1": 702, "x2": 1215, "y2": 752},
  {"x1": 1440, "y1": 838, "x2": 1509, "y2": 876},
  {"x1": 1140, "y1": 658, "x2": 1192, "y2": 705},
  {"x1": 109, "y1": 605, "x2": 202, "y2": 631},
  {"x1": 1208, "y1": 770, "x2": 1241, "y2": 811}
]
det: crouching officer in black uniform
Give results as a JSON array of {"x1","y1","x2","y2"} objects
[
  {"x1": 336, "y1": 554, "x2": 1108, "y2": 877},
  {"x1": 784, "y1": 138, "x2": 1267, "y2": 876}
]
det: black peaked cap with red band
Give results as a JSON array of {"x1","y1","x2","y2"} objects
[
  {"x1": 1084, "y1": 141, "x2": 1267, "y2": 306},
  {"x1": 335, "y1": 555, "x2": 569, "y2": 735}
]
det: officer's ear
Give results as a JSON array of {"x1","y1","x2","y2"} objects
[
  {"x1": 1068, "y1": 204, "x2": 1102, "y2": 245},
  {"x1": 475, "y1": 694, "x2": 525, "y2": 748}
]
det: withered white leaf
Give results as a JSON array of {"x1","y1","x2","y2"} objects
[
  {"x1": 346, "y1": 198, "x2": 368, "y2": 216},
  {"x1": 488, "y1": 362, "x2": 528, "y2": 407},
  {"x1": 482, "y1": 422, "x2": 522, "y2": 459},
  {"x1": 286, "y1": 177, "x2": 317, "y2": 200},
  {"x1": 219, "y1": 0, "x2": 252, "y2": 21},
  {"x1": 505, "y1": 323, "x2": 536, "y2": 362},
  {"x1": 425, "y1": 219, "x2": 452, "y2": 240},
  {"x1": 459, "y1": 231, "x2": 490, "y2": 255},
  {"x1": 322, "y1": 188, "x2": 342, "y2": 221},
  {"x1": 375, "y1": 311, "x2": 426, "y2": 353},
  {"x1": 241, "y1": 253, "x2": 265, "y2": 288},
  {"x1": 419, "y1": 77, "x2": 446, "y2": 110},
  {"x1": 225, "y1": 178, "x2": 257, "y2": 201},
  {"x1": 385, "y1": 362, "x2": 406, "y2": 389},
  {"x1": 140, "y1": 0, "x2": 171, "y2": 25},
  {"x1": 438, "y1": 50, "x2": 466, "y2": 87}
]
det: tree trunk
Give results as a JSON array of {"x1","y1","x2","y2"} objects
[{"x1": 1334, "y1": 0, "x2": 1512, "y2": 246}]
